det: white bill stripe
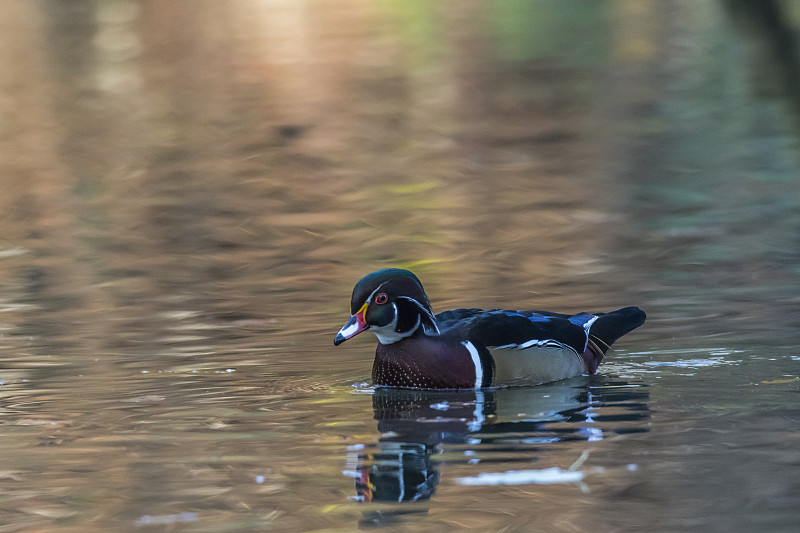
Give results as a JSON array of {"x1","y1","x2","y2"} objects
[{"x1": 337, "y1": 320, "x2": 362, "y2": 339}]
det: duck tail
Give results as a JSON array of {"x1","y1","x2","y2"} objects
[{"x1": 588, "y1": 306, "x2": 646, "y2": 356}]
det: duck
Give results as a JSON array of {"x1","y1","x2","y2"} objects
[{"x1": 334, "y1": 268, "x2": 645, "y2": 389}]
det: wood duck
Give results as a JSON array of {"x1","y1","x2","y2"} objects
[{"x1": 334, "y1": 268, "x2": 645, "y2": 389}]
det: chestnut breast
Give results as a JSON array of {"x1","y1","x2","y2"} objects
[{"x1": 373, "y1": 336, "x2": 478, "y2": 389}]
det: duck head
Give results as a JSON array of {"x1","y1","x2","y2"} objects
[{"x1": 334, "y1": 268, "x2": 439, "y2": 346}]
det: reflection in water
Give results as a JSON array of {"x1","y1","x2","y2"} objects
[{"x1": 346, "y1": 377, "x2": 649, "y2": 517}]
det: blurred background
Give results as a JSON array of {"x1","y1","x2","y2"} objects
[{"x1": 1, "y1": 1, "x2": 799, "y2": 531}]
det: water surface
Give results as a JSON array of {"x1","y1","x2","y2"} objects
[{"x1": 1, "y1": 1, "x2": 799, "y2": 532}]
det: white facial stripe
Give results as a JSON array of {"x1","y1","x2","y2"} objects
[
  {"x1": 362, "y1": 284, "x2": 440, "y2": 344},
  {"x1": 372, "y1": 303, "x2": 400, "y2": 344},
  {"x1": 462, "y1": 341, "x2": 483, "y2": 389},
  {"x1": 397, "y1": 296, "x2": 440, "y2": 335},
  {"x1": 363, "y1": 281, "x2": 389, "y2": 310}
]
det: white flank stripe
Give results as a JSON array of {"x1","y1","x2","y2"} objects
[{"x1": 462, "y1": 341, "x2": 483, "y2": 389}]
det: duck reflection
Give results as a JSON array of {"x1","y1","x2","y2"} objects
[{"x1": 346, "y1": 377, "x2": 649, "y2": 507}]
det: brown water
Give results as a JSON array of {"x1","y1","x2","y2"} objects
[{"x1": 2, "y1": 1, "x2": 800, "y2": 532}]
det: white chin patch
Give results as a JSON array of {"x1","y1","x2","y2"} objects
[
  {"x1": 372, "y1": 312, "x2": 420, "y2": 345},
  {"x1": 373, "y1": 327, "x2": 406, "y2": 345}
]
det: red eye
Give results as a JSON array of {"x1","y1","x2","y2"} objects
[{"x1": 374, "y1": 292, "x2": 389, "y2": 305}]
